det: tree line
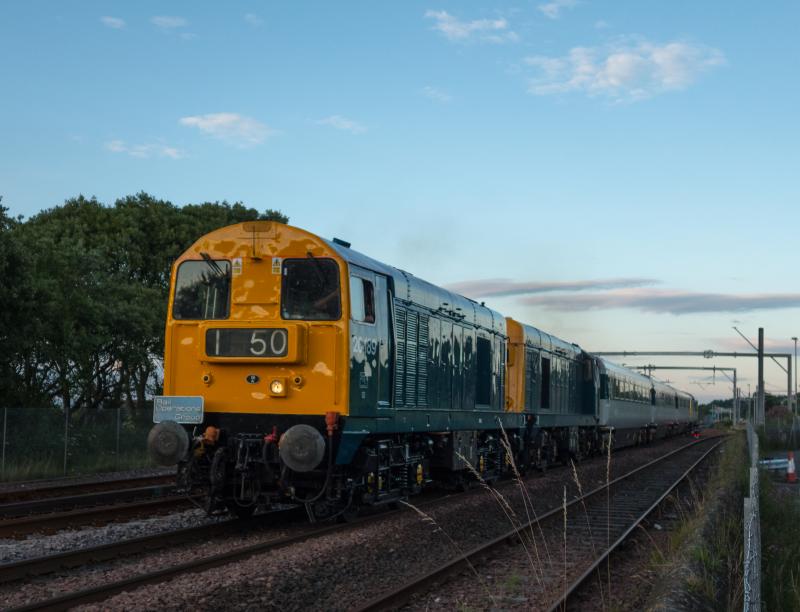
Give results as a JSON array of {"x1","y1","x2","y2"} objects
[{"x1": 0, "y1": 193, "x2": 287, "y2": 421}]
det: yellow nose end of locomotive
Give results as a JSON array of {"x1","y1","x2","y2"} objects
[{"x1": 269, "y1": 377, "x2": 287, "y2": 397}]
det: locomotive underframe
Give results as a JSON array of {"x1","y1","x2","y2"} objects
[{"x1": 176, "y1": 414, "x2": 689, "y2": 519}]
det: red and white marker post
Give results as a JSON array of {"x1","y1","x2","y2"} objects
[{"x1": 787, "y1": 451, "x2": 798, "y2": 484}]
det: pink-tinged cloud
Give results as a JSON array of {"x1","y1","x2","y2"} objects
[
  {"x1": 521, "y1": 289, "x2": 800, "y2": 315},
  {"x1": 446, "y1": 277, "x2": 657, "y2": 299}
]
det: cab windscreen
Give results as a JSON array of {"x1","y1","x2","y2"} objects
[
  {"x1": 281, "y1": 258, "x2": 340, "y2": 321},
  {"x1": 172, "y1": 259, "x2": 231, "y2": 320}
]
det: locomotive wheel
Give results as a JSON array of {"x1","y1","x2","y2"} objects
[
  {"x1": 209, "y1": 448, "x2": 228, "y2": 494},
  {"x1": 230, "y1": 502, "x2": 257, "y2": 520},
  {"x1": 338, "y1": 501, "x2": 361, "y2": 523}
]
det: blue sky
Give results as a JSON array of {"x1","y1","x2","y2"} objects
[{"x1": 2, "y1": 1, "x2": 799, "y2": 403}]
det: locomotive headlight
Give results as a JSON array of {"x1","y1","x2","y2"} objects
[{"x1": 269, "y1": 378, "x2": 287, "y2": 397}]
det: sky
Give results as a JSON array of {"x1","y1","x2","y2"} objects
[{"x1": 2, "y1": 1, "x2": 799, "y2": 404}]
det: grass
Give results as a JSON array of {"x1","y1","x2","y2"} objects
[
  {"x1": 0, "y1": 406, "x2": 157, "y2": 482},
  {"x1": 1, "y1": 449, "x2": 154, "y2": 482},
  {"x1": 758, "y1": 416, "x2": 800, "y2": 453},
  {"x1": 760, "y1": 475, "x2": 800, "y2": 610}
]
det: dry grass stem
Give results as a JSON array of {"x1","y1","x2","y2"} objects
[
  {"x1": 570, "y1": 458, "x2": 607, "y2": 610},
  {"x1": 606, "y1": 432, "x2": 613, "y2": 602},
  {"x1": 456, "y1": 450, "x2": 545, "y2": 587},
  {"x1": 398, "y1": 499, "x2": 499, "y2": 607},
  {"x1": 497, "y1": 423, "x2": 552, "y2": 583},
  {"x1": 563, "y1": 484, "x2": 568, "y2": 611}
]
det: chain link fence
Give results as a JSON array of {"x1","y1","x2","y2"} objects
[
  {"x1": 743, "y1": 422, "x2": 761, "y2": 611},
  {"x1": 0, "y1": 406, "x2": 155, "y2": 482}
]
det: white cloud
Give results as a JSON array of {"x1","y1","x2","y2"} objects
[
  {"x1": 525, "y1": 40, "x2": 725, "y2": 101},
  {"x1": 538, "y1": 0, "x2": 577, "y2": 20},
  {"x1": 315, "y1": 115, "x2": 367, "y2": 134},
  {"x1": 595, "y1": 20, "x2": 610, "y2": 29},
  {"x1": 151, "y1": 16, "x2": 187, "y2": 29},
  {"x1": 425, "y1": 10, "x2": 518, "y2": 44},
  {"x1": 105, "y1": 140, "x2": 183, "y2": 159},
  {"x1": 100, "y1": 16, "x2": 125, "y2": 29},
  {"x1": 179, "y1": 113, "x2": 273, "y2": 146},
  {"x1": 422, "y1": 86, "x2": 452, "y2": 103},
  {"x1": 244, "y1": 13, "x2": 263, "y2": 26}
]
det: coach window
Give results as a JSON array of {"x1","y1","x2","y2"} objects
[
  {"x1": 349, "y1": 276, "x2": 375, "y2": 323},
  {"x1": 281, "y1": 258, "x2": 341, "y2": 320},
  {"x1": 476, "y1": 337, "x2": 492, "y2": 405},
  {"x1": 173, "y1": 259, "x2": 231, "y2": 320}
]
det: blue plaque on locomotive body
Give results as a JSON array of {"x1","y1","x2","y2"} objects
[{"x1": 153, "y1": 396, "x2": 204, "y2": 424}]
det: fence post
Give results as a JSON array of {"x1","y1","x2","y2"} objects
[
  {"x1": 743, "y1": 422, "x2": 761, "y2": 612},
  {"x1": 115, "y1": 406, "x2": 121, "y2": 471},
  {"x1": 1, "y1": 406, "x2": 6, "y2": 480},
  {"x1": 63, "y1": 404, "x2": 69, "y2": 476}
]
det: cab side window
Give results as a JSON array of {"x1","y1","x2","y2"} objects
[{"x1": 350, "y1": 276, "x2": 375, "y2": 323}]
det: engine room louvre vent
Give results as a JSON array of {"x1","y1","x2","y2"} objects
[
  {"x1": 405, "y1": 311, "x2": 418, "y2": 405},
  {"x1": 417, "y1": 315, "x2": 429, "y2": 407},
  {"x1": 394, "y1": 306, "x2": 406, "y2": 406},
  {"x1": 393, "y1": 302, "x2": 430, "y2": 408}
]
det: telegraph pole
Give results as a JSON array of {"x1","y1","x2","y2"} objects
[
  {"x1": 793, "y1": 336, "x2": 798, "y2": 416},
  {"x1": 758, "y1": 327, "x2": 764, "y2": 426}
]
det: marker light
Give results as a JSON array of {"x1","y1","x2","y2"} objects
[{"x1": 270, "y1": 378, "x2": 287, "y2": 396}]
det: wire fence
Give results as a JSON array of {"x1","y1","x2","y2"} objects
[
  {"x1": 0, "y1": 406, "x2": 155, "y2": 482},
  {"x1": 743, "y1": 422, "x2": 761, "y2": 611}
]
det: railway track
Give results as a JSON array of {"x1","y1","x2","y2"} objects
[
  {"x1": 2, "y1": 497, "x2": 443, "y2": 612},
  {"x1": 1, "y1": 436, "x2": 721, "y2": 611},
  {"x1": 0, "y1": 495, "x2": 197, "y2": 538},
  {"x1": 0, "y1": 507, "x2": 303, "y2": 584},
  {"x1": 0, "y1": 473, "x2": 175, "y2": 504},
  {"x1": 0, "y1": 483, "x2": 179, "y2": 519},
  {"x1": 0, "y1": 476, "x2": 191, "y2": 538},
  {"x1": 355, "y1": 435, "x2": 725, "y2": 611}
]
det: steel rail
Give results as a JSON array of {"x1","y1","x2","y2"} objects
[
  {"x1": 0, "y1": 495, "x2": 197, "y2": 539},
  {"x1": 5, "y1": 490, "x2": 457, "y2": 612},
  {"x1": 354, "y1": 435, "x2": 725, "y2": 612},
  {"x1": 8, "y1": 525, "x2": 351, "y2": 612},
  {"x1": 0, "y1": 484, "x2": 179, "y2": 519},
  {"x1": 0, "y1": 507, "x2": 301, "y2": 584},
  {"x1": 0, "y1": 474, "x2": 175, "y2": 505}
]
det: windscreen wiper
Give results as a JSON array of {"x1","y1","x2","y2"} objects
[
  {"x1": 306, "y1": 251, "x2": 326, "y2": 284},
  {"x1": 200, "y1": 252, "x2": 226, "y2": 278}
]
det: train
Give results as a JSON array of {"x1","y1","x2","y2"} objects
[{"x1": 147, "y1": 221, "x2": 696, "y2": 519}]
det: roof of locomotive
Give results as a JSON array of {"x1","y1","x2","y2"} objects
[
  {"x1": 323, "y1": 238, "x2": 506, "y2": 335},
  {"x1": 175, "y1": 221, "x2": 505, "y2": 334},
  {"x1": 513, "y1": 320, "x2": 583, "y2": 360}
]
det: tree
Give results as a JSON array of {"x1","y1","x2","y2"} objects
[
  {"x1": 0, "y1": 198, "x2": 40, "y2": 406},
  {"x1": 1, "y1": 192, "x2": 288, "y2": 416}
]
